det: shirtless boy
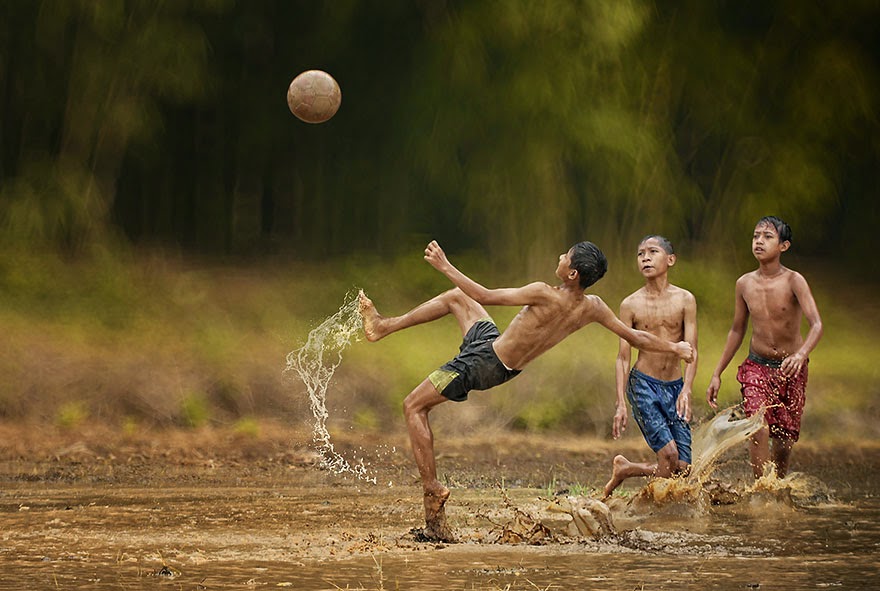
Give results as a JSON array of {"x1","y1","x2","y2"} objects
[
  {"x1": 359, "y1": 240, "x2": 694, "y2": 541},
  {"x1": 603, "y1": 236, "x2": 698, "y2": 499},
  {"x1": 706, "y1": 216, "x2": 823, "y2": 479}
]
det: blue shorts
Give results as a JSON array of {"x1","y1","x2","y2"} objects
[
  {"x1": 427, "y1": 319, "x2": 521, "y2": 402},
  {"x1": 626, "y1": 368, "x2": 692, "y2": 463}
]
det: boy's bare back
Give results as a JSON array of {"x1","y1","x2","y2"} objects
[{"x1": 493, "y1": 288, "x2": 606, "y2": 369}]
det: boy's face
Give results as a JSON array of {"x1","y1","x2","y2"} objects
[
  {"x1": 556, "y1": 248, "x2": 575, "y2": 281},
  {"x1": 752, "y1": 222, "x2": 789, "y2": 261},
  {"x1": 636, "y1": 238, "x2": 674, "y2": 278}
]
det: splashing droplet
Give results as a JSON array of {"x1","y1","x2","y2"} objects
[{"x1": 285, "y1": 290, "x2": 377, "y2": 484}]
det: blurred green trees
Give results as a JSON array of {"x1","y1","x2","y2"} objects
[{"x1": 1, "y1": 0, "x2": 876, "y2": 264}]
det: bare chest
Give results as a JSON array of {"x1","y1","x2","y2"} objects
[
  {"x1": 631, "y1": 298, "x2": 684, "y2": 337},
  {"x1": 743, "y1": 281, "x2": 797, "y2": 321}
]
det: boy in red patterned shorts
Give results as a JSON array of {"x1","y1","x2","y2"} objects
[{"x1": 706, "y1": 216, "x2": 823, "y2": 478}]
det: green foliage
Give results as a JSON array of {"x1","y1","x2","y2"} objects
[
  {"x1": 57, "y1": 401, "x2": 89, "y2": 429},
  {"x1": 122, "y1": 416, "x2": 139, "y2": 436},
  {"x1": 180, "y1": 392, "x2": 211, "y2": 428},
  {"x1": 2, "y1": 0, "x2": 877, "y2": 260},
  {"x1": 353, "y1": 408, "x2": 380, "y2": 431},
  {"x1": 0, "y1": 1, "x2": 878, "y2": 439},
  {"x1": 233, "y1": 417, "x2": 261, "y2": 438},
  {"x1": 0, "y1": 245, "x2": 874, "y2": 438}
]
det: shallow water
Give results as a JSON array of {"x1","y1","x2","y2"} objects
[{"x1": 1, "y1": 465, "x2": 878, "y2": 591}]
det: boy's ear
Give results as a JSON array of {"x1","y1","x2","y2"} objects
[
  {"x1": 780, "y1": 241, "x2": 791, "y2": 252},
  {"x1": 569, "y1": 269, "x2": 579, "y2": 281},
  {"x1": 667, "y1": 254, "x2": 677, "y2": 267}
]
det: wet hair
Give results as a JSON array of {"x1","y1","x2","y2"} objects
[
  {"x1": 570, "y1": 241, "x2": 608, "y2": 289},
  {"x1": 756, "y1": 216, "x2": 792, "y2": 243},
  {"x1": 638, "y1": 234, "x2": 674, "y2": 255}
]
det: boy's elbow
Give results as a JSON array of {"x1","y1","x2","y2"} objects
[{"x1": 479, "y1": 291, "x2": 503, "y2": 306}]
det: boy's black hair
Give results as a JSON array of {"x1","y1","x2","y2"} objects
[
  {"x1": 570, "y1": 241, "x2": 608, "y2": 289},
  {"x1": 639, "y1": 235, "x2": 674, "y2": 255},
  {"x1": 756, "y1": 216, "x2": 792, "y2": 243}
]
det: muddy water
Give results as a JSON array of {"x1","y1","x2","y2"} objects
[{"x1": 1, "y1": 458, "x2": 878, "y2": 591}]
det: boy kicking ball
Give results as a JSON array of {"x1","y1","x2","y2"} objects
[{"x1": 359, "y1": 240, "x2": 694, "y2": 541}]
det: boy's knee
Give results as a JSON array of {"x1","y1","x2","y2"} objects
[
  {"x1": 443, "y1": 287, "x2": 468, "y2": 304},
  {"x1": 402, "y1": 394, "x2": 417, "y2": 417},
  {"x1": 403, "y1": 391, "x2": 429, "y2": 418},
  {"x1": 657, "y1": 445, "x2": 678, "y2": 466}
]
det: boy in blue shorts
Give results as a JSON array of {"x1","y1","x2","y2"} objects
[
  {"x1": 603, "y1": 235, "x2": 698, "y2": 499},
  {"x1": 360, "y1": 240, "x2": 694, "y2": 540}
]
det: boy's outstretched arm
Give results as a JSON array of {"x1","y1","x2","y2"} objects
[
  {"x1": 423, "y1": 240, "x2": 551, "y2": 307},
  {"x1": 706, "y1": 278, "x2": 748, "y2": 410},
  {"x1": 593, "y1": 297, "x2": 694, "y2": 363},
  {"x1": 612, "y1": 302, "x2": 634, "y2": 439},
  {"x1": 780, "y1": 272, "x2": 823, "y2": 377}
]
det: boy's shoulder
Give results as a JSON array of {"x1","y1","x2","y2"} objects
[
  {"x1": 736, "y1": 269, "x2": 760, "y2": 287},
  {"x1": 667, "y1": 283, "x2": 695, "y2": 298},
  {"x1": 620, "y1": 286, "x2": 647, "y2": 308},
  {"x1": 583, "y1": 293, "x2": 605, "y2": 307},
  {"x1": 623, "y1": 285, "x2": 647, "y2": 299}
]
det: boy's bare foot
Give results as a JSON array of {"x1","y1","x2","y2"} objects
[
  {"x1": 423, "y1": 484, "x2": 450, "y2": 523},
  {"x1": 357, "y1": 290, "x2": 386, "y2": 342},
  {"x1": 410, "y1": 521, "x2": 457, "y2": 543},
  {"x1": 410, "y1": 484, "x2": 455, "y2": 542},
  {"x1": 602, "y1": 454, "x2": 629, "y2": 500},
  {"x1": 421, "y1": 505, "x2": 456, "y2": 543}
]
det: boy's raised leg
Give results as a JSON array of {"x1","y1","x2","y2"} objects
[{"x1": 359, "y1": 288, "x2": 486, "y2": 342}]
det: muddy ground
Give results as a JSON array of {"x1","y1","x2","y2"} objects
[
  {"x1": 1, "y1": 422, "x2": 879, "y2": 590},
  {"x1": 1, "y1": 421, "x2": 874, "y2": 492}
]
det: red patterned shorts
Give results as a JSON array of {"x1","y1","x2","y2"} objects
[{"x1": 736, "y1": 353, "x2": 808, "y2": 442}]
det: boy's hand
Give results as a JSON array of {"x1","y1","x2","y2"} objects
[
  {"x1": 676, "y1": 341, "x2": 695, "y2": 363},
  {"x1": 612, "y1": 404, "x2": 627, "y2": 439},
  {"x1": 781, "y1": 351, "x2": 806, "y2": 377},
  {"x1": 424, "y1": 240, "x2": 451, "y2": 272},
  {"x1": 677, "y1": 389, "x2": 692, "y2": 422},
  {"x1": 706, "y1": 375, "x2": 720, "y2": 410}
]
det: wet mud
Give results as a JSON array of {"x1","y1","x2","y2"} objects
[{"x1": 1, "y1": 423, "x2": 878, "y2": 590}]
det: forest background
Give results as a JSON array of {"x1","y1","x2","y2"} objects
[{"x1": 1, "y1": 0, "x2": 877, "y2": 443}]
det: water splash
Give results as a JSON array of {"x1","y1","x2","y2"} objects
[
  {"x1": 629, "y1": 407, "x2": 766, "y2": 507},
  {"x1": 285, "y1": 290, "x2": 377, "y2": 484},
  {"x1": 744, "y1": 465, "x2": 836, "y2": 507},
  {"x1": 690, "y1": 406, "x2": 766, "y2": 482}
]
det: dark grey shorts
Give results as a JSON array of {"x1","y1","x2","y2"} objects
[{"x1": 428, "y1": 319, "x2": 521, "y2": 402}]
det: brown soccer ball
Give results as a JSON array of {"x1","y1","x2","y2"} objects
[{"x1": 286, "y1": 70, "x2": 342, "y2": 124}]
